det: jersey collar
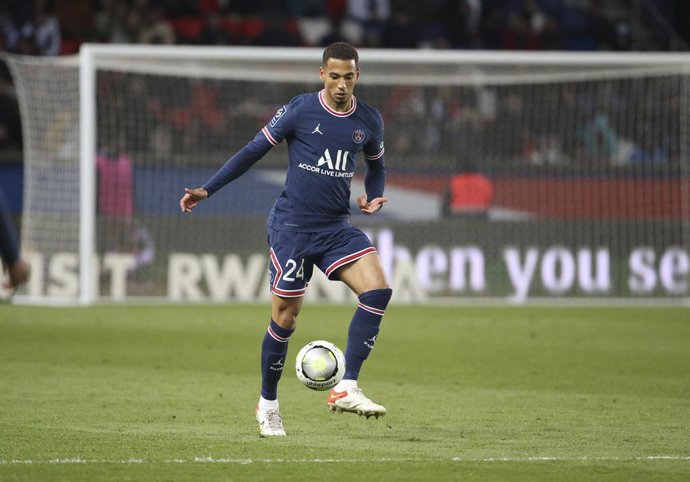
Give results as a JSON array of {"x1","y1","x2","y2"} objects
[{"x1": 318, "y1": 90, "x2": 357, "y2": 117}]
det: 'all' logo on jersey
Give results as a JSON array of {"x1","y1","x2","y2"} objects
[{"x1": 317, "y1": 149, "x2": 350, "y2": 171}]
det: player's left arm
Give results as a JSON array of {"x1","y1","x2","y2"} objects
[
  {"x1": 359, "y1": 112, "x2": 388, "y2": 215},
  {"x1": 358, "y1": 157, "x2": 387, "y2": 214}
]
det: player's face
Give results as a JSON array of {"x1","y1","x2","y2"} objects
[{"x1": 320, "y1": 58, "x2": 359, "y2": 112}]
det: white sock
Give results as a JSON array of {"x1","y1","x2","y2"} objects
[
  {"x1": 258, "y1": 396, "x2": 279, "y2": 410},
  {"x1": 334, "y1": 379, "x2": 358, "y2": 391}
]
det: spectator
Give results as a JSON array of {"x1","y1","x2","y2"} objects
[
  {"x1": 522, "y1": 0, "x2": 547, "y2": 37},
  {"x1": 587, "y1": 0, "x2": 619, "y2": 50},
  {"x1": 287, "y1": 0, "x2": 326, "y2": 17},
  {"x1": 582, "y1": 112, "x2": 618, "y2": 166},
  {"x1": 0, "y1": 9, "x2": 20, "y2": 52},
  {"x1": 198, "y1": 11, "x2": 235, "y2": 45},
  {"x1": 540, "y1": 16, "x2": 565, "y2": 50},
  {"x1": 97, "y1": 148, "x2": 135, "y2": 254},
  {"x1": 347, "y1": 0, "x2": 390, "y2": 47},
  {"x1": 32, "y1": 1, "x2": 61, "y2": 56},
  {"x1": 381, "y1": 4, "x2": 418, "y2": 49},
  {"x1": 94, "y1": 0, "x2": 139, "y2": 44},
  {"x1": 15, "y1": 31, "x2": 38, "y2": 55},
  {"x1": 96, "y1": 141, "x2": 155, "y2": 272},
  {"x1": 18, "y1": 0, "x2": 61, "y2": 56},
  {"x1": 480, "y1": 1, "x2": 507, "y2": 49},
  {"x1": 4, "y1": 0, "x2": 33, "y2": 37},
  {"x1": 319, "y1": 15, "x2": 350, "y2": 47},
  {"x1": 501, "y1": 13, "x2": 540, "y2": 50},
  {"x1": 253, "y1": 11, "x2": 303, "y2": 47},
  {"x1": 442, "y1": 158, "x2": 494, "y2": 219},
  {"x1": 164, "y1": 0, "x2": 199, "y2": 16},
  {"x1": 347, "y1": 0, "x2": 390, "y2": 25},
  {"x1": 138, "y1": 6, "x2": 175, "y2": 44},
  {"x1": 220, "y1": 0, "x2": 263, "y2": 16},
  {"x1": 327, "y1": 0, "x2": 348, "y2": 18},
  {"x1": 440, "y1": 0, "x2": 482, "y2": 48}
]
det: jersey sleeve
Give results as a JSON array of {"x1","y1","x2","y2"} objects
[
  {"x1": 201, "y1": 131, "x2": 272, "y2": 197},
  {"x1": 363, "y1": 110, "x2": 386, "y2": 200},
  {"x1": 201, "y1": 97, "x2": 302, "y2": 197},
  {"x1": 260, "y1": 95, "x2": 302, "y2": 146},
  {"x1": 363, "y1": 109, "x2": 385, "y2": 162}
]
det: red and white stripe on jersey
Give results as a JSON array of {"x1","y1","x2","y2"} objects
[
  {"x1": 267, "y1": 324, "x2": 289, "y2": 343},
  {"x1": 272, "y1": 285, "x2": 306, "y2": 297},
  {"x1": 358, "y1": 302, "x2": 386, "y2": 316},
  {"x1": 262, "y1": 126, "x2": 278, "y2": 146},
  {"x1": 325, "y1": 247, "x2": 377, "y2": 278},
  {"x1": 364, "y1": 148, "x2": 385, "y2": 161},
  {"x1": 269, "y1": 248, "x2": 306, "y2": 298},
  {"x1": 318, "y1": 90, "x2": 357, "y2": 117}
]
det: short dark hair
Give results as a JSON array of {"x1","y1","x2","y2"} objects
[{"x1": 322, "y1": 42, "x2": 359, "y2": 67}]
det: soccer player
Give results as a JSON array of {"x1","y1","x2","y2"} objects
[
  {"x1": 0, "y1": 186, "x2": 30, "y2": 290},
  {"x1": 179, "y1": 42, "x2": 392, "y2": 437}
]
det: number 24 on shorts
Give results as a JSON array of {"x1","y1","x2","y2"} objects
[{"x1": 283, "y1": 258, "x2": 305, "y2": 281}]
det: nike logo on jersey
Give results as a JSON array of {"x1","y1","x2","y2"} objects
[{"x1": 311, "y1": 123, "x2": 323, "y2": 135}]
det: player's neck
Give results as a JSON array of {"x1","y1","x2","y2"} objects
[
  {"x1": 333, "y1": 100, "x2": 352, "y2": 113},
  {"x1": 322, "y1": 91, "x2": 353, "y2": 113}
]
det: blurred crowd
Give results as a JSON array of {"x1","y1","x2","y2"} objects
[
  {"x1": 1, "y1": 0, "x2": 665, "y2": 56},
  {"x1": 1, "y1": 0, "x2": 689, "y2": 170}
]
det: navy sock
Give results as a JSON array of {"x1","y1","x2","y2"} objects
[
  {"x1": 343, "y1": 288, "x2": 392, "y2": 381},
  {"x1": 260, "y1": 320, "x2": 293, "y2": 400}
]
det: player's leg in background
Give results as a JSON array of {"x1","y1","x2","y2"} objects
[
  {"x1": 0, "y1": 186, "x2": 30, "y2": 289},
  {"x1": 257, "y1": 228, "x2": 311, "y2": 435},
  {"x1": 261, "y1": 294, "x2": 302, "y2": 401},
  {"x1": 256, "y1": 295, "x2": 302, "y2": 436},
  {"x1": 262, "y1": 229, "x2": 311, "y2": 405}
]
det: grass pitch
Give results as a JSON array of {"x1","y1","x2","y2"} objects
[{"x1": 0, "y1": 303, "x2": 688, "y2": 481}]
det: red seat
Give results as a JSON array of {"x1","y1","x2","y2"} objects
[
  {"x1": 241, "y1": 17, "x2": 266, "y2": 40},
  {"x1": 222, "y1": 17, "x2": 242, "y2": 37},
  {"x1": 60, "y1": 38, "x2": 84, "y2": 55},
  {"x1": 198, "y1": 0, "x2": 220, "y2": 14},
  {"x1": 169, "y1": 17, "x2": 204, "y2": 41}
]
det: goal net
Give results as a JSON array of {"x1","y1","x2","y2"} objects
[{"x1": 4, "y1": 46, "x2": 690, "y2": 304}]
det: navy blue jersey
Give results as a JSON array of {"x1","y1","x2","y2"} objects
[{"x1": 202, "y1": 90, "x2": 386, "y2": 233}]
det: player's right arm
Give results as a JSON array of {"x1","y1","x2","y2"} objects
[
  {"x1": 180, "y1": 99, "x2": 299, "y2": 213},
  {"x1": 179, "y1": 132, "x2": 273, "y2": 213},
  {"x1": 202, "y1": 133, "x2": 275, "y2": 197}
]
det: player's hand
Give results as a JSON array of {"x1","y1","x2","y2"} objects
[
  {"x1": 357, "y1": 194, "x2": 388, "y2": 215},
  {"x1": 179, "y1": 187, "x2": 208, "y2": 213}
]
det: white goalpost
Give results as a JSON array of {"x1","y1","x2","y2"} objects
[{"x1": 3, "y1": 45, "x2": 690, "y2": 305}]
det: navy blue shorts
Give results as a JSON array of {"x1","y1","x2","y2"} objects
[{"x1": 267, "y1": 226, "x2": 377, "y2": 298}]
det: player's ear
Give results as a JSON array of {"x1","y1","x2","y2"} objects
[{"x1": 319, "y1": 66, "x2": 325, "y2": 81}]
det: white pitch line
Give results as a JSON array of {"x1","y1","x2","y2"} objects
[
  {"x1": 452, "y1": 456, "x2": 690, "y2": 462},
  {"x1": 0, "y1": 456, "x2": 689, "y2": 465}
]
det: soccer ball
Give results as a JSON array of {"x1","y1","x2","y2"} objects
[{"x1": 295, "y1": 340, "x2": 345, "y2": 391}]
